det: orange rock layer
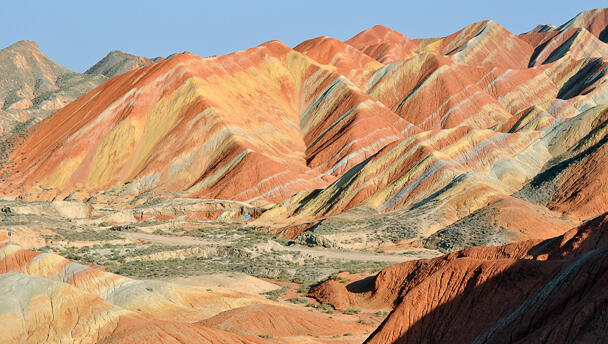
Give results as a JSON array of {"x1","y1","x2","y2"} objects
[{"x1": 310, "y1": 213, "x2": 608, "y2": 343}]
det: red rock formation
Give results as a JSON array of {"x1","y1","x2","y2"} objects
[
  {"x1": 310, "y1": 214, "x2": 608, "y2": 343},
  {"x1": 0, "y1": 41, "x2": 414, "y2": 203},
  {"x1": 557, "y1": 8, "x2": 608, "y2": 42},
  {"x1": 522, "y1": 27, "x2": 608, "y2": 67},
  {"x1": 295, "y1": 36, "x2": 383, "y2": 89},
  {"x1": 200, "y1": 304, "x2": 372, "y2": 338},
  {"x1": 346, "y1": 25, "x2": 419, "y2": 64},
  {"x1": 2, "y1": 8, "x2": 608, "y2": 253},
  {"x1": 0, "y1": 243, "x2": 269, "y2": 322},
  {"x1": 347, "y1": 21, "x2": 534, "y2": 69}
]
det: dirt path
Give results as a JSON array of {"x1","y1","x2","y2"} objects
[
  {"x1": 122, "y1": 232, "x2": 221, "y2": 246},
  {"x1": 122, "y1": 232, "x2": 438, "y2": 263}
]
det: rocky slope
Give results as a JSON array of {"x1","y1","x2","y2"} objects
[
  {"x1": 1, "y1": 7, "x2": 608, "y2": 343},
  {"x1": 309, "y1": 212, "x2": 608, "y2": 343},
  {"x1": 85, "y1": 50, "x2": 161, "y2": 78},
  {"x1": 3, "y1": 9, "x2": 608, "y2": 252},
  {"x1": 0, "y1": 40, "x2": 107, "y2": 135},
  {"x1": 0, "y1": 41, "x2": 416, "y2": 204}
]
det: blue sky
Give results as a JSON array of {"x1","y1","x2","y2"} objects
[{"x1": 2, "y1": 1, "x2": 606, "y2": 72}]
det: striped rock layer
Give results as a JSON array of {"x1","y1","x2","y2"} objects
[
  {"x1": 0, "y1": 243, "x2": 272, "y2": 344},
  {"x1": 2, "y1": 8, "x2": 608, "y2": 238},
  {"x1": 0, "y1": 243, "x2": 373, "y2": 343}
]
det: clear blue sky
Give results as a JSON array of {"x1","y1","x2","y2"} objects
[{"x1": 2, "y1": 0, "x2": 606, "y2": 72}]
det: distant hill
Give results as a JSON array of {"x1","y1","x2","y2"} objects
[
  {"x1": 0, "y1": 40, "x2": 107, "y2": 136},
  {"x1": 85, "y1": 50, "x2": 163, "y2": 78}
]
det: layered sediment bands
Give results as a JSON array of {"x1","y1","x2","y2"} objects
[
  {"x1": 555, "y1": 8, "x2": 608, "y2": 42},
  {"x1": 345, "y1": 25, "x2": 419, "y2": 64},
  {"x1": 2, "y1": 9, "x2": 608, "y2": 245},
  {"x1": 258, "y1": 126, "x2": 546, "y2": 223},
  {"x1": 418, "y1": 20, "x2": 534, "y2": 69},
  {"x1": 516, "y1": 105, "x2": 608, "y2": 220},
  {"x1": 309, "y1": 214, "x2": 608, "y2": 343},
  {"x1": 523, "y1": 27, "x2": 608, "y2": 67},
  {"x1": 348, "y1": 21, "x2": 534, "y2": 69},
  {"x1": 0, "y1": 244, "x2": 267, "y2": 322},
  {"x1": 0, "y1": 41, "x2": 413, "y2": 203},
  {"x1": 295, "y1": 36, "x2": 384, "y2": 89},
  {"x1": 365, "y1": 53, "x2": 558, "y2": 130},
  {"x1": 257, "y1": 95, "x2": 608, "y2": 233},
  {"x1": 0, "y1": 245, "x2": 371, "y2": 343},
  {"x1": 0, "y1": 273, "x2": 268, "y2": 344}
]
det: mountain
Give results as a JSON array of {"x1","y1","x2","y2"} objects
[
  {"x1": 345, "y1": 24, "x2": 419, "y2": 64},
  {"x1": 294, "y1": 35, "x2": 383, "y2": 89},
  {"x1": 2, "y1": 9, "x2": 608, "y2": 249},
  {"x1": 0, "y1": 40, "x2": 107, "y2": 135},
  {"x1": 1, "y1": 6, "x2": 608, "y2": 344},
  {"x1": 0, "y1": 41, "x2": 418, "y2": 204},
  {"x1": 85, "y1": 50, "x2": 162, "y2": 78},
  {"x1": 346, "y1": 21, "x2": 534, "y2": 69},
  {"x1": 557, "y1": 8, "x2": 608, "y2": 42}
]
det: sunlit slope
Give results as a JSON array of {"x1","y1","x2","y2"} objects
[
  {"x1": 295, "y1": 35, "x2": 384, "y2": 89},
  {"x1": 257, "y1": 103, "x2": 608, "y2": 227},
  {"x1": 347, "y1": 21, "x2": 534, "y2": 69},
  {"x1": 0, "y1": 41, "x2": 415, "y2": 202},
  {"x1": 258, "y1": 126, "x2": 546, "y2": 224},
  {"x1": 0, "y1": 243, "x2": 267, "y2": 322},
  {"x1": 365, "y1": 53, "x2": 558, "y2": 130}
]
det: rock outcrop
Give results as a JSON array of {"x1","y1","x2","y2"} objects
[{"x1": 309, "y1": 213, "x2": 608, "y2": 343}]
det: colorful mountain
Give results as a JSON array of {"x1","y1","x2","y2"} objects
[
  {"x1": 2, "y1": 9, "x2": 608, "y2": 250},
  {"x1": 1, "y1": 6, "x2": 608, "y2": 344},
  {"x1": 0, "y1": 41, "x2": 416, "y2": 204}
]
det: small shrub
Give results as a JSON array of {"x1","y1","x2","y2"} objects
[
  {"x1": 343, "y1": 307, "x2": 361, "y2": 315},
  {"x1": 262, "y1": 286, "x2": 288, "y2": 300},
  {"x1": 317, "y1": 304, "x2": 334, "y2": 314},
  {"x1": 286, "y1": 297, "x2": 308, "y2": 304},
  {"x1": 297, "y1": 283, "x2": 311, "y2": 294}
]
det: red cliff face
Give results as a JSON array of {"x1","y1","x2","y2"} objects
[{"x1": 310, "y1": 213, "x2": 608, "y2": 343}]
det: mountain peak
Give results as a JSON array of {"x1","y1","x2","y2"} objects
[
  {"x1": 85, "y1": 50, "x2": 156, "y2": 78},
  {"x1": 528, "y1": 24, "x2": 558, "y2": 33},
  {"x1": 7, "y1": 40, "x2": 40, "y2": 51},
  {"x1": 559, "y1": 8, "x2": 608, "y2": 41},
  {"x1": 346, "y1": 25, "x2": 411, "y2": 49}
]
